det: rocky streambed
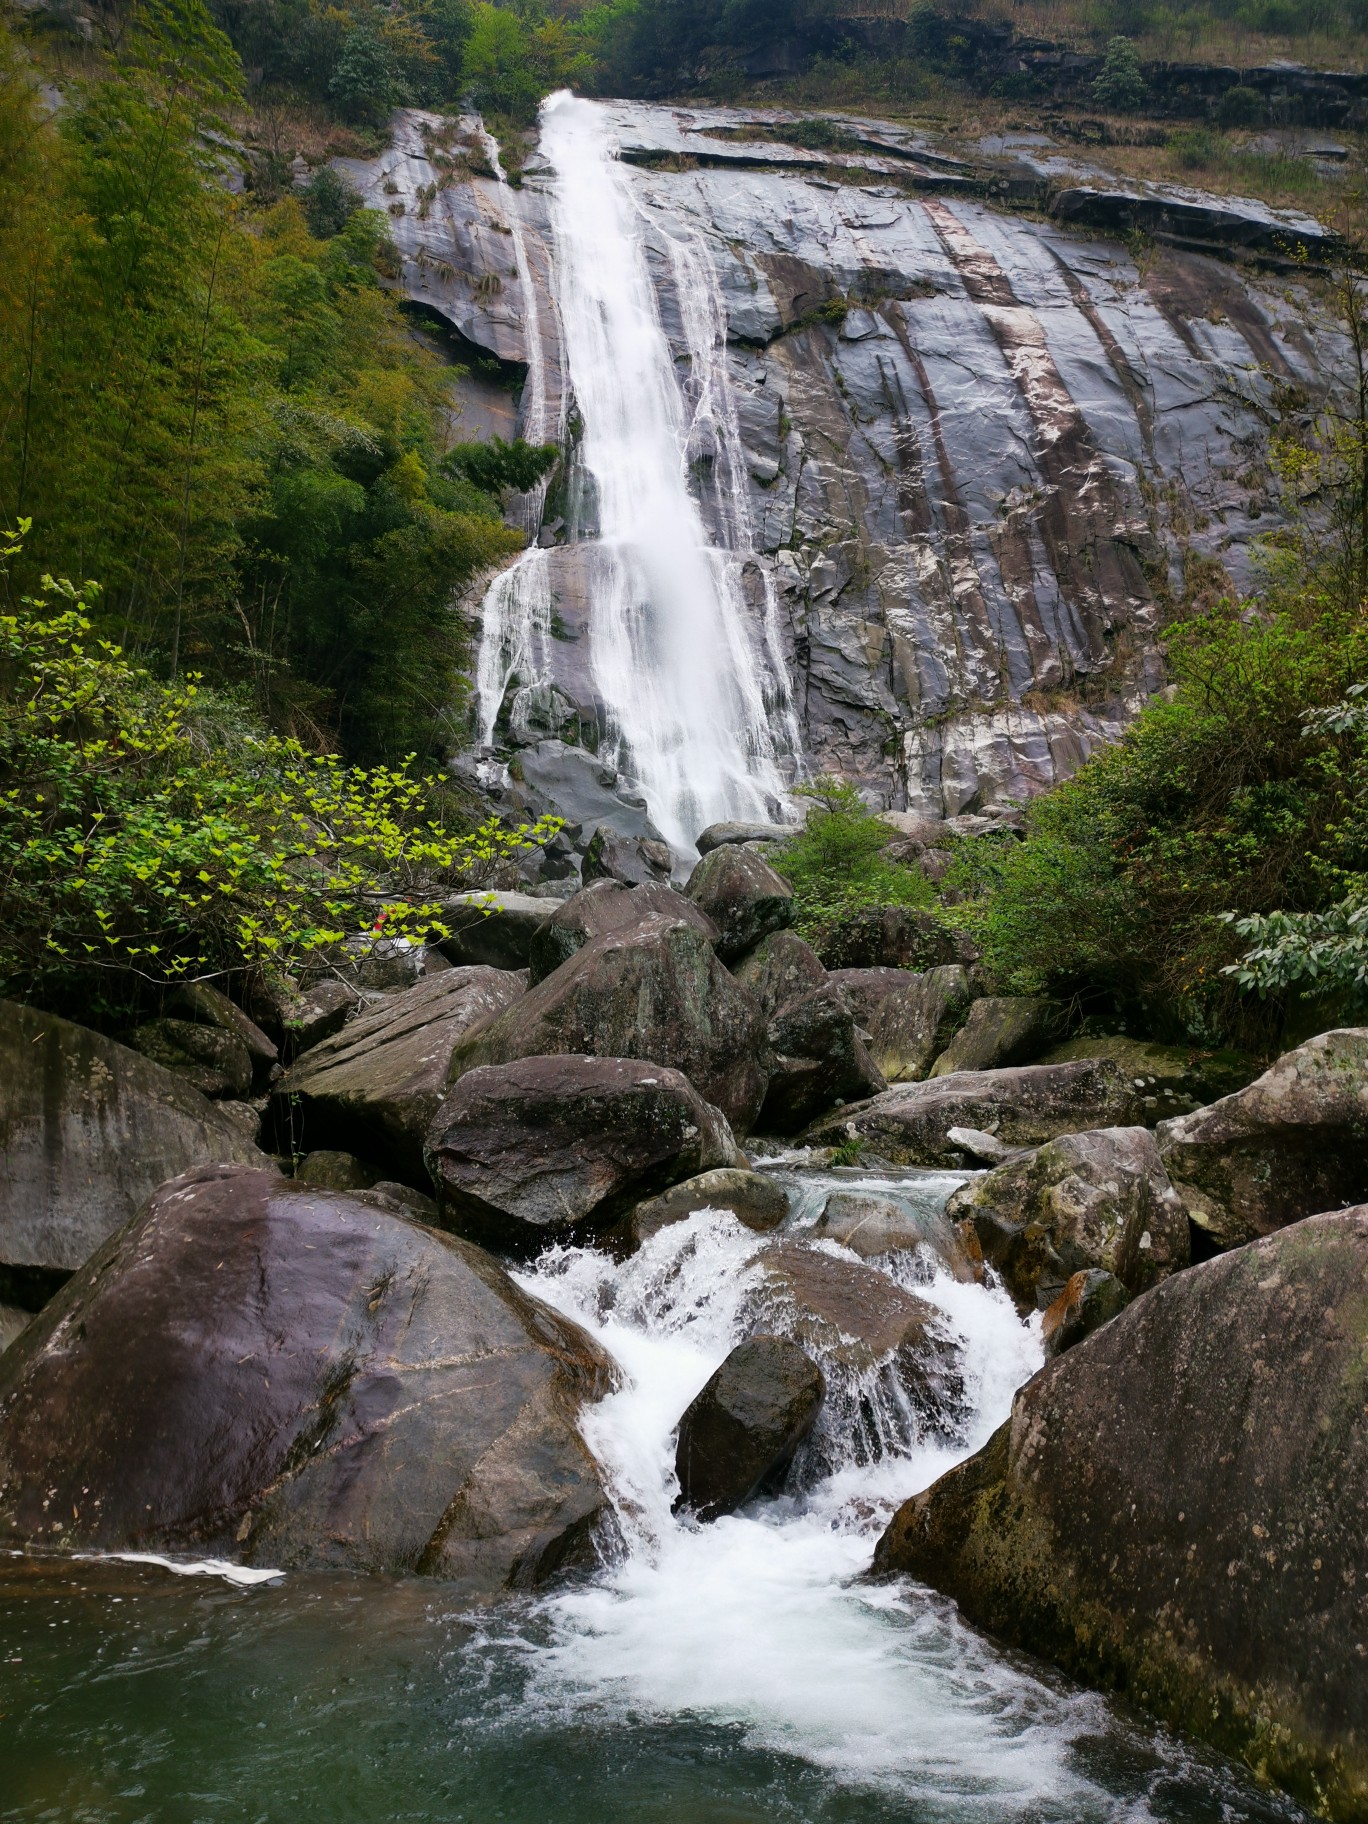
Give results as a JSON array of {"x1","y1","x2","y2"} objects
[{"x1": 3, "y1": 854, "x2": 1368, "y2": 1818}]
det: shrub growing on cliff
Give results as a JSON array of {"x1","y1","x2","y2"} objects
[
  {"x1": 0, "y1": 534, "x2": 558, "y2": 1018},
  {"x1": 1092, "y1": 36, "x2": 1146, "y2": 112},
  {"x1": 775, "y1": 777, "x2": 933, "y2": 943}
]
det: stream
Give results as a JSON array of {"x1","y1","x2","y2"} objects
[{"x1": 1, "y1": 1165, "x2": 1310, "y2": 1823}]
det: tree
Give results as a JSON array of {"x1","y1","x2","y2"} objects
[
  {"x1": 328, "y1": 24, "x2": 398, "y2": 125},
  {"x1": 1092, "y1": 36, "x2": 1147, "y2": 112}
]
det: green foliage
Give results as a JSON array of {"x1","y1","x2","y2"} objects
[
  {"x1": 1091, "y1": 35, "x2": 1147, "y2": 111},
  {"x1": 328, "y1": 24, "x2": 399, "y2": 124},
  {"x1": 1215, "y1": 82, "x2": 1265, "y2": 127},
  {"x1": 442, "y1": 437, "x2": 559, "y2": 494},
  {"x1": 303, "y1": 165, "x2": 362, "y2": 238},
  {"x1": 774, "y1": 776, "x2": 933, "y2": 942},
  {"x1": 460, "y1": 2, "x2": 592, "y2": 123},
  {"x1": 0, "y1": 536, "x2": 559, "y2": 1016}
]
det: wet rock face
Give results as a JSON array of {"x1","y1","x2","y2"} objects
[
  {"x1": 873, "y1": 1208, "x2": 1368, "y2": 1820},
  {"x1": 674, "y1": 1335, "x2": 824, "y2": 1521},
  {"x1": 448, "y1": 913, "x2": 769, "y2": 1134},
  {"x1": 0, "y1": 1000, "x2": 270, "y2": 1278},
  {"x1": 630, "y1": 1169, "x2": 788, "y2": 1249},
  {"x1": 272, "y1": 967, "x2": 527, "y2": 1188},
  {"x1": 528, "y1": 879, "x2": 718, "y2": 985},
  {"x1": 1156, "y1": 1028, "x2": 1368, "y2": 1248},
  {"x1": 806, "y1": 1059, "x2": 1136, "y2": 1167},
  {"x1": 810, "y1": 1188, "x2": 978, "y2": 1280},
  {"x1": 426, "y1": 1055, "x2": 739, "y2": 1253},
  {"x1": 0, "y1": 1165, "x2": 617, "y2": 1591},
  {"x1": 685, "y1": 845, "x2": 795, "y2": 963},
  {"x1": 946, "y1": 1125, "x2": 1189, "y2": 1311},
  {"x1": 759, "y1": 984, "x2": 885, "y2": 1135}
]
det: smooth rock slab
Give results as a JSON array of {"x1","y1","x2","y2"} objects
[
  {"x1": 868, "y1": 965, "x2": 972, "y2": 1083},
  {"x1": 0, "y1": 1000, "x2": 270, "y2": 1276},
  {"x1": 805, "y1": 1060, "x2": 1135, "y2": 1167},
  {"x1": 0, "y1": 1165, "x2": 617, "y2": 1591},
  {"x1": 873, "y1": 1208, "x2": 1368, "y2": 1821},
  {"x1": 439, "y1": 891, "x2": 555, "y2": 970},
  {"x1": 426, "y1": 1055, "x2": 739, "y2": 1254},
  {"x1": 273, "y1": 966, "x2": 527, "y2": 1186},
  {"x1": 929, "y1": 996, "x2": 1061, "y2": 1078},
  {"x1": 674, "y1": 1335, "x2": 824, "y2": 1521}
]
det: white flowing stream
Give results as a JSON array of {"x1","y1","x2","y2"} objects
[{"x1": 475, "y1": 93, "x2": 798, "y2": 854}]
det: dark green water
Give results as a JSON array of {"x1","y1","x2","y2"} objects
[{"x1": 1, "y1": 1556, "x2": 1309, "y2": 1824}]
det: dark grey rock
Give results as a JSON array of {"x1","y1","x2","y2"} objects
[
  {"x1": 528, "y1": 879, "x2": 717, "y2": 986},
  {"x1": 758, "y1": 985, "x2": 885, "y2": 1134},
  {"x1": 697, "y1": 821, "x2": 801, "y2": 853},
  {"x1": 732, "y1": 930, "x2": 827, "y2": 1018},
  {"x1": 685, "y1": 844, "x2": 795, "y2": 963},
  {"x1": 674, "y1": 1335, "x2": 824, "y2": 1520},
  {"x1": 826, "y1": 967, "x2": 917, "y2": 1029},
  {"x1": 438, "y1": 891, "x2": 555, "y2": 970},
  {"x1": 930, "y1": 996, "x2": 1063, "y2": 1077},
  {"x1": 124, "y1": 1018, "x2": 254, "y2": 1100},
  {"x1": 630, "y1": 1168, "x2": 788, "y2": 1248}
]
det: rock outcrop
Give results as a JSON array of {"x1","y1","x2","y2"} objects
[
  {"x1": 1156, "y1": 1028, "x2": 1368, "y2": 1248},
  {"x1": 873, "y1": 1208, "x2": 1368, "y2": 1820},
  {"x1": 805, "y1": 1059, "x2": 1135, "y2": 1166},
  {"x1": 0, "y1": 1000, "x2": 269, "y2": 1282},
  {"x1": 809, "y1": 1186, "x2": 978, "y2": 1279},
  {"x1": 731, "y1": 929, "x2": 827, "y2": 1018},
  {"x1": 439, "y1": 891, "x2": 558, "y2": 971},
  {"x1": 426, "y1": 1055, "x2": 739, "y2": 1253},
  {"x1": 685, "y1": 844, "x2": 795, "y2": 962},
  {"x1": 867, "y1": 964, "x2": 972, "y2": 1083},
  {"x1": 273, "y1": 966, "x2": 527, "y2": 1185},
  {"x1": 674, "y1": 1335, "x2": 824, "y2": 1520},
  {"x1": 0, "y1": 1165, "x2": 617, "y2": 1591},
  {"x1": 928, "y1": 996, "x2": 1061, "y2": 1077},
  {"x1": 946, "y1": 1125, "x2": 1189, "y2": 1311},
  {"x1": 448, "y1": 914, "x2": 769, "y2": 1133}
]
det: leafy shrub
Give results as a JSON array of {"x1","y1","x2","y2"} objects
[
  {"x1": 774, "y1": 777, "x2": 933, "y2": 943},
  {"x1": 1215, "y1": 83, "x2": 1265, "y2": 128},
  {"x1": 442, "y1": 437, "x2": 559, "y2": 495},
  {"x1": 0, "y1": 533, "x2": 558, "y2": 1019},
  {"x1": 1169, "y1": 125, "x2": 1216, "y2": 169},
  {"x1": 328, "y1": 25, "x2": 399, "y2": 125},
  {"x1": 1092, "y1": 36, "x2": 1147, "y2": 112},
  {"x1": 302, "y1": 166, "x2": 361, "y2": 238}
]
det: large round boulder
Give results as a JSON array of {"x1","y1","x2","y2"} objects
[
  {"x1": 0, "y1": 1000, "x2": 269, "y2": 1286},
  {"x1": 945, "y1": 1125, "x2": 1190, "y2": 1312},
  {"x1": 271, "y1": 966, "x2": 527, "y2": 1186},
  {"x1": 684, "y1": 844, "x2": 794, "y2": 962},
  {"x1": 0, "y1": 1165, "x2": 616, "y2": 1592},
  {"x1": 873, "y1": 1207, "x2": 1368, "y2": 1821},
  {"x1": 804, "y1": 1059, "x2": 1136, "y2": 1167},
  {"x1": 527, "y1": 878, "x2": 718, "y2": 985},
  {"x1": 758, "y1": 985, "x2": 886, "y2": 1135},
  {"x1": 426, "y1": 1055, "x2": 740, "y2": 1253},
  {"x1": 674, "y1": 1335, "x2": 824, "y2": 1521},
  {"x1": 731, "y1": 929, "x2": 827, "y2": 1018},
  {"x1": 447, "y1": 913, "x2": 769, "y2": 1134},
  {"x1": 928, "y1": 996, "x2": 1062, "y2": 1077},
  {"x1": 1156, "y1": 1028, "x2": 1368, "y2": 1248}
]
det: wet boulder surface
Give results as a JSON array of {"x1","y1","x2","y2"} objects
[
  {"x1": 629, "y1": 1168, "x2": 788, "y2": 1249},
  {"x1": 674, "y1": 1335, "x2": 825, "y2": 1521},
  {"x1": 873, "y1": 1207, "x2": 1368, "y2": 1820},
  {"x1": 426, "y1": 1055, "x2": 739, "y2": 1254},
  {"x1": 0, "y1": 999, "x2": 269, "y2": 1281},
  {"x1": 758, "y1": 984, "x2": 885, "y2": 1135},
  {"x1": 684, "y1": 844, "x2": 795, "y2": 962},
  {"x1": 0, "y1": 1165, "x2": 617, "y2": 1593},
  {"x1": 272, "y1": 966, "x2": 527, "y2": 1186},
  {"x1": 1156, "y1": 1027, "x2": 1368, "y2": 1248},
  {"x1": 447, "y1": 913, "x2": 769, "y2": 1134},
  {"x1": 527, "y1": 878, "x2": 718, "y2": 985}
]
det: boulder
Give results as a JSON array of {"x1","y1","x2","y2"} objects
[
  {"x1": 1156, "y1": 1028, "x2": 1368, "y2": 1248},
  {"x1": 294, "y1": 1150, "x2": 378, "y2": 1191},
  {"x1": 582, "y1": 825, "x2": 673, "y2": 886},
  {"x1": 731, "y1": 930, "x2": 827, "y2": 1018},
  {"x1": 929, "y1": 996, "x2": 1062, "y2": 1077},
  {"x1": 438, "y1": 890, "x2": 554, "y2": 970},
  {"x1": 426, "y1": 1055, "x2": 739, "y2": 1254},
  {"x1": 123, "y1": 1017, "x2": 254, "y2": 1100},
  {"x1": 805, "y1": 1059, "x2": 1135, "y2": 1168},
  {"x1": 827, "y1": 965, "x2": 917, "y2": 1029},
  {"x1": 0, "y1": 1000, "x2": 270, "y2": 1277},
  {"x1": 1038, "y1": 1034, "x2": 1259, "y2": 1120},
  {"x1": 868, "y1": 965, "x2": 973, "y2": 1083},
  {"x1": 0, "y1": 1165, "x2": 616, "y2": 1592},
  {"x1": 273, "y1": 966, "x2": 527, "y2": 1187},
  {"x1": 673, "y1": 1335, "x2": 824, "y2": 1520},
  {"x1": 168, "y1": 983, "x2": 279, "y2": 1088},
  {"x1": 527, "y1": 878, "x2": 717, "y2": 986},
  {"x1": 684, "y1": 844, "x2": 795, "y2": 962},
  {"x1": 758, "y1": 985, "x2": 885, "y2": 1135},
  {"x1": 0, "y1": 1306, "x2": 30, "y2": 1355},
  {"x1": 630, "y1": 1168, "x2": 788, "y2": 1248},
  {"x1": 1040, "y1": 1268, "x2": 1129, "y2": 1357},
  {"x1": 813, "y1": 906, "x2": 971, "y2": 972},
  {"x1": 749, "y1": 1241, "x2": 965, "y2": 1437},
  {"x1": 946, "y1": 1126, "x2": 1189, "y2": 1312},
  {"x1": 696, "y1": 821, "x2": 800, "y2": 854},
  {"x1": 809, "y1": 1188, "x2": 979, "y2": 1280},
  {"x1": 448, "y1": 914, "x2": 769, "y2": 1134},
  {"x1": 266, "y1": 977, "x2": 358, "y2": 1060},
  {"x1": 873, "y1": 1208, "x2": 1368, "y2": 1821}
]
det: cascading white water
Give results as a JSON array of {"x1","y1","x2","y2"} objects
[
  {"x1": 475, "y1": 94, "x2": 798, "y2": 854},
  {"x1": 507, "y1": 1194, "x2": 1171, "y2": 1810}
]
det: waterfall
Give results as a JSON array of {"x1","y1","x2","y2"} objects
[{"x1": 474, "y1": 94, "x2": 798, "y2": 856}]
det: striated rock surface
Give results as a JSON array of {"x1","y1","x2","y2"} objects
[
  {"x1": 0, "y1": 1000, "x2": 269, "y2": 1278},
  {"x1": 1156, "y1": 1028, "x2": 1368, "y2": 1248},
  {"x1": 426, "y1": 1055, "x2": 739, "y2": 1253},
  {"x1": 0, "y1": 1165, "x2": 617, "y2": 1591},
  {"x1": 873, "y1": 1209, "x2": 1368, "y2": 1820}
]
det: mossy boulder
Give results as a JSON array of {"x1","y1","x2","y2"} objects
[{"x1": 873, "y1": 1208, "x2": 1368, "y2": 1821}]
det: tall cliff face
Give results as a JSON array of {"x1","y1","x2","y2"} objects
[{"x1": 340, "y1": 104, "x2": 1338, "y2": 832}]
